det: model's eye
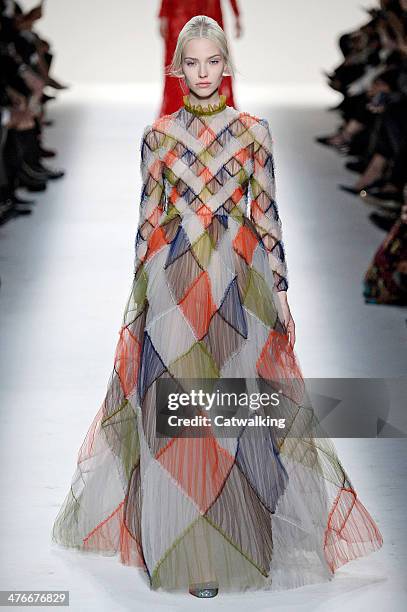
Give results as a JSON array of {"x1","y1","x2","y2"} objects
[
  {"x1": 210, "y1": 60, "x2": 220, "y2": 64},
  {"x1": 185, "y1": 61, "x2": 194, "y2": 67}
]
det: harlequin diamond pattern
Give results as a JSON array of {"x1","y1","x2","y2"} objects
[{"x1": 51, "y1": 103, "x2": 383, "y2": 593}]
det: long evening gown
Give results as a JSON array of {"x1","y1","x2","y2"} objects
[
  {"x1": 157, "y1": 0, "x2": 240, "y2": 116},
  {"x1": 51, "y1": 94, "x2": 383, "y2": 593}
]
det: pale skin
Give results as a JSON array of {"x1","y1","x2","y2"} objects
[{"x1": 180, "y1": 37, "x2": 296, "y2": 349}]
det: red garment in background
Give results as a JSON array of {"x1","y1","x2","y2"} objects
[{"x1": 157, "y1": 0, "x2": 240, "y2": 117}]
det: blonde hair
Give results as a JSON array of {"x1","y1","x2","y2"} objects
[{"x1": 165, "y1": 15, "x2": 237, "y2": 79}]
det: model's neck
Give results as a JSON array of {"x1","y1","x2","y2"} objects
[{"x1": 187, "y1": 90, "x2": 221, "y2": 107}]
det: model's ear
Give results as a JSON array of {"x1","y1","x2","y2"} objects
[{"x1": 223, "y1": 63, "x2": 232, "y2": 77}]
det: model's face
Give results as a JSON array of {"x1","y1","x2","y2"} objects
[{"x1": 182, "y1": 37, "x2": 225, "y2": 98}]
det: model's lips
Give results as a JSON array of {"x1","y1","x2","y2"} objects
[{"x1": 197, "y1": 83, "x2": 211, "y2": 87}]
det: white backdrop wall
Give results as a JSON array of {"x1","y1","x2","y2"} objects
[{"x1": 19, "y1": 0, "x2": 374, "y2": 84}]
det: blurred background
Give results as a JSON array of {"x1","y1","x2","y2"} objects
[
  {"x1": 0, "y1": 2, "x2": 406, "y2": 611},
  {"x1": 15, "y1": 0, "x2": 367, "y2": 86}
]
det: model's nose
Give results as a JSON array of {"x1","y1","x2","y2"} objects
[{"x1": 198, "y1": 65, "x2": 207, "y2": 78}]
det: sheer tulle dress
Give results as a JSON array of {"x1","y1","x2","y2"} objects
[{"x1": 51, "y1": 94, "x2": 383, "y2": 592}]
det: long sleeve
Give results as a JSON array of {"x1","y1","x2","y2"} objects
[
  {"x1": 249, "y1": 119, "x2": 289, "y2": 292},
  {"x1": 229, "y1": 0, "x2": 240, "y2": 17},
  {"x1": 134, "y1": 125, "x2": 166, "y2": 273},
  {"x1": 158, "y1": 0, "x2": 173, "y2": 18}
]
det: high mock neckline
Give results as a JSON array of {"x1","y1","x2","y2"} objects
[{"x1": 183, "y1": 94, "x2": 227, "y2": 117}]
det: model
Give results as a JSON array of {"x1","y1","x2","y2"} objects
[
  {"x1": 157, "y1": 0, "x2": 241, "y2": 116},
  {"x1": 51, "y1": 15, "x2": 383, "y2": 599}
]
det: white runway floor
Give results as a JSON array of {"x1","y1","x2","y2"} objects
[{"x1": 0, "y1": 84, "x2": 406, "y2": 611}]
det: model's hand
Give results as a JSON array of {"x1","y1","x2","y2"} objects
[
  {"x1": 235, "y1": 17, "x2": 242, "y2": 38},
  {"x1": 159, "y1": 17, "x2": 168, "y2": 38},
  {"x1": 284, "y1": 313, "x2": 296, "y2": 350}
]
